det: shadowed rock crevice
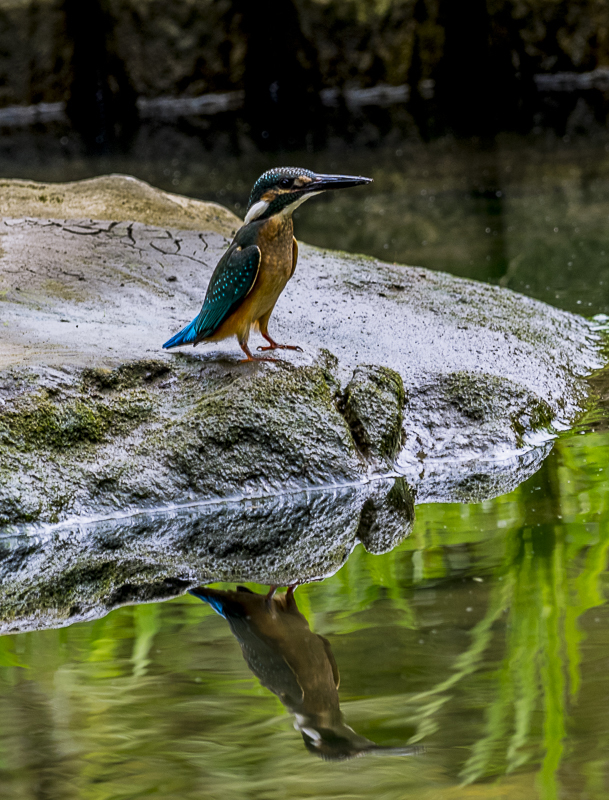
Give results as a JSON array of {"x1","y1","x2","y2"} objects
[{"x1": 341, "y1": 365, "x2": 405, "y2": 464}]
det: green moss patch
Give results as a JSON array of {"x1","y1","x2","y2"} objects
[
  {"x1": 445, "y1": 371, "x2": 555, "y2": 446},
  {"x1": 0, "y1": 391, "x2": 153, "y2": 452},
  {"x1": 342, "y1": 365, "x2": 405, "y2": 461},
  {"x1": 82, "y1": 360, "x2": 171, "y2": 391}
]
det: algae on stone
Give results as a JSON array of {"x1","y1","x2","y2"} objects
[
  {"x1": 0, "y1": 391, "x2": 153, "y2": 452},
  {"x1": 444, "y1": 371, "x2": 555, "y2": 447},
  {"x1": 342, "y1": 365, "x2": 405, "y2": 463},
  {"x1": 0, "y1": 359, "x2": 370, "y2": 527}
]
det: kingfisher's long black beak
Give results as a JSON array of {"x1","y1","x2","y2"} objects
[{"x1": 305, "y1": 173, "x2": 373, "y2": 192}]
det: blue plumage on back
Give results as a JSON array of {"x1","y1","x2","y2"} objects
[{"x1": 162, "y1": 241, "x2": 261, "y2": 350}]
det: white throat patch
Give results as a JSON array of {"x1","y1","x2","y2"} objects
[
  {"x1": 278, "y1": 191, "x2": 321, "y2": 217},
  {"x1": 244, "y1": 191, "x2": 321, "y2": 224}
]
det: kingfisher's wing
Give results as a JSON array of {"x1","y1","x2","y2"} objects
[
  {"x1": 229, "y1": 616, "x2": 305, "y2": 706},
  {"x1": 192, "y1": 243, "x2": 261, "y2": 340},
  {"x1": 318, "y1": 634, "x2": 340, "y2": 689}
]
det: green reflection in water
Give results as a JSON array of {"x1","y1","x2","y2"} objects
[{"x1": 1, "y1": 423, "x2": 609, "y2": 798}]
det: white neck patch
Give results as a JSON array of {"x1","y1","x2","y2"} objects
[{"x1": 244, "y1": 199, "x2": 270, "y2": 224}]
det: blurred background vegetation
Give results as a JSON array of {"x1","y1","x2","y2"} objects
[{"x1": 1, "y1": 0, "x2": 608, "y2": 150}]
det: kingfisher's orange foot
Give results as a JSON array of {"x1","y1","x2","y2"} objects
[
  {"x1": 240, "y1": 343, "x2": 280, "y2": 363},
  {"x1": 258, "y1": 333, "x2": 303, "y2": 352},
  {"x1": 257, "y1": 344, "x2": 303, "y2": 352}
]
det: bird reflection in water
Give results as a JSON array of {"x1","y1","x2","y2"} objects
[{"x1": 190, "y1": 584, "x2": 422, "y2": 761}]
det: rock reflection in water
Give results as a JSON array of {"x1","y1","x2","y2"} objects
[
  {"x1": 402, "y1": 438, "x2": 555, "y2": 504},
  {"x1": 190, "y1": 584, "x2": 422, "y2": 761},
  {"x1": 0, "y1": 478, "x2": 414, "y2": 634}
]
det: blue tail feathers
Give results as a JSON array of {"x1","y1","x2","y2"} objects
[
  {"x1": 189, "y1": 588, "x2": 227, "y2": 618},
  {"x1": 162, "y1": 318, "x2": 198, "y2": 349}
]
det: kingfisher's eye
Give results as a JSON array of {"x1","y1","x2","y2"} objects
[{"x1": 280, "y1": 177, "x2": 293, "y2": 189}]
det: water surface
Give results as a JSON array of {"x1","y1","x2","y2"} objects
[
  {"x1": 1, "y1": 395, "x2": 609, "y2": 799},
  {"x1": 2, "y1": 131, "x2": 609, "y2": 799}
]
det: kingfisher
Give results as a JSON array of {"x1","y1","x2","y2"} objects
[
  {"x1": 162, "y1": 167, "x2": 372, "y2": 361},
  {"x1": 190, "y1": 584, "x2": 422, "y2": 760}
]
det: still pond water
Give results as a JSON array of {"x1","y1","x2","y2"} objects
[{"x1": 2, "y1": 132, "x2": 609, "y2": 799}]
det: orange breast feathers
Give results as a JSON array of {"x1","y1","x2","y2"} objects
[
  {"x1": 209, "y1": 216, "x2": 297, "y2": 343},
  {"x1": 245, "y1": 215, "x2": 296, "y2": 311}
]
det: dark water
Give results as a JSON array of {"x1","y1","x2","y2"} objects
[
  {"x1": 3, "y1": 129, "x2": 609, "y2": 316},
  {"x1": 2, "y1": 131, "x2": 609, "y2": 799}
]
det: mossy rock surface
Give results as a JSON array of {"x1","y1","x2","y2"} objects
[
  {"x1": 0, "y1": 175, "x2": 606, "y2": 630},
  {"x1": 342, "y1": 365, "x2": 405, "y2": 463},
  {"x1": 0, "y1": 175, "x2": 605, "y2": 521},
  {"x1": 0, "y1": 358, "x2": 367, "y2": 526}
]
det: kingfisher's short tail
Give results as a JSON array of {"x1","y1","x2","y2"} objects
[
  {"x1": 189, "y1": 585, "x2": 256, "y2": 618},
  {"x1": 189, "y1": 587, "x2": 228, "y2": 618},
  {"x1": 162, "y1": 318, "x2": 198, "y2": 349}
]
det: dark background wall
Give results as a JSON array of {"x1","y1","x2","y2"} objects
[{"x1": 0, "y1": 0, "x2": 608, "y2": 145}]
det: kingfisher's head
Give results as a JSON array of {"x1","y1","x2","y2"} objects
[{"x1": 244, "y1": 167, "x2": 372, "y2": 225}]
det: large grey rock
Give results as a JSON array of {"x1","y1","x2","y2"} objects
[
  {"x1": 0, "y1": 174, "x2": 604, "y2": 631},
  {"x1": 0, "y1": 177, "x2": 603, "y2": 521}
]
